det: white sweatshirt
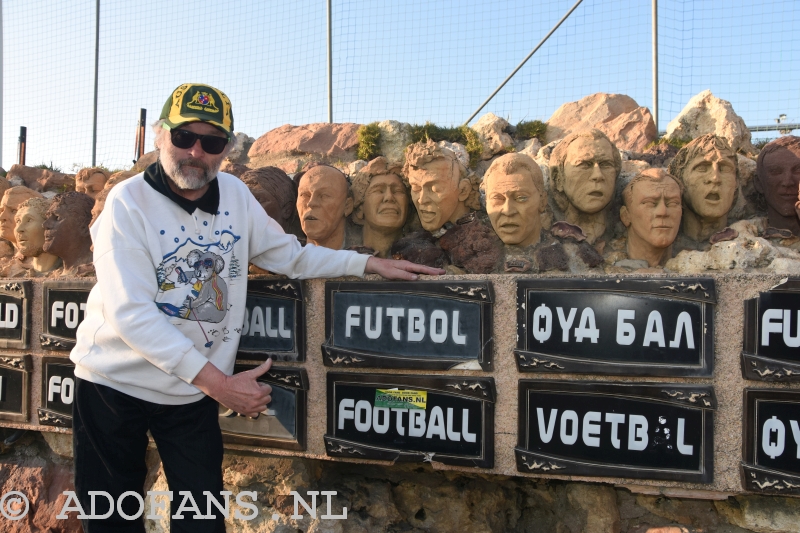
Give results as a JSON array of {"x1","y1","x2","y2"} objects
[{"x1": 70, "y1": 171, "x2": 369, "y2": 404}]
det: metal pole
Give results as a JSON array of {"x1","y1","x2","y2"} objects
[
  {"x1": 652, "y1": 0, "x2": 658, "y2": 133},
  {"x1": 91, "y1": 0, "x2": 100, "y2": 166},
  {"x1": 134, "y1": 108, "x2": 146, "y2": 163},
  {"x1": 17, "y1": 126, "x2": 25, "y2": 166},
  {"x1": 463, "y1": 0, "x2": 584, "y2": 126},
  {"x1": 0, "y1": 0, "x2": 4, "y2": 170},
  {"x1": 326, "y1": 0, "x2": 332, "y2": 123}
]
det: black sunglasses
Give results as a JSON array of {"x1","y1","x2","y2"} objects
[{"x1": 170, "y1": 129, "x2": 229, "y2": 155}]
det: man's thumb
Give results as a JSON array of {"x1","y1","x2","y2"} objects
[{"x1": 250, "y1": 358, "x2": 273, "y2": 378}]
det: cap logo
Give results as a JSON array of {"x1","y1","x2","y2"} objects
[{"x1": 187, "y1": 91, "x2": 219, "y2": 113}]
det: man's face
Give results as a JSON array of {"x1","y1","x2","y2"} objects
[
  {"x1": 159, "y1": 122, "x2": 228, "y2": 190},
  {"x1": 485, "y1": 169, "x2": 542, "y2": 246},
  {"x1": 362, "y1": 173, "x2": 408, "y2": 231},
  {"x1": 407, "y1": 157, "x2": 460, "y2": 231},
  {"x1": 14, "y1": 205, "x2": 45, "y2": 257},
  {"x1": 759, "y1": 146, "x2": 800, "y2": 217},
  {"x1": 42, "y1": 202, "x2": 76, "y2": 257},
  {"x1": 562, "y1": 137, "x2": 617, "y2": 214},
  {"x1": 297, "y1": 167, "x2": 350, "y2": 243},
  {"x1": 626, "y1": 178, "x2": 682, "y2": 249},
  {"x1": 0, "y1": 190, "x2": 38, "y2": 243},
  {"x1": 682, "y1": 148, "x2": 737, "y2": 219},
  {"x1": 76, "y1": 172, "x2": 107, "y2": 198}
]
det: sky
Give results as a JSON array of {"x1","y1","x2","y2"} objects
[{"x1": 1, "y1": 0, "x2": 798, "y2": 172}]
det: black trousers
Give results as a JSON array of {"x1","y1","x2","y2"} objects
[{"x1": 73, "y1": 378, "x2": 226, "y2": 533}]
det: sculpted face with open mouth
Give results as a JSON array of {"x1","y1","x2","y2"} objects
[
  {"x1": 683, "y1": 149, "x2": 737, "y2": 219},
  {"x1": 296, "y1": 165, "x2": 353, "y2": 249},
  {"x1": 407, "y1": 157, "x2": 462, "y2": 232}
]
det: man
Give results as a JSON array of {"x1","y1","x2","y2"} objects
[
  {"x1": 668, "y1": 134, "x2": 738, "y2": 242},
  {"x1": 71, "y1": 83, "x2": 441, "y2": 533},
  {"x1": 75, "y1": 167, "x2": 111, "y2": 199},
  {"x1": 0, "y1": 186, "x2": 42, "y2": 247},
  {"x1": 620, "y1": 169, "x2": 683, "y2": 267},
  {"x1": 43, "y1": 191, "x2": 95, "y2": 275},
  {"x1": 402, "y1": 140, "x2": 480, "y2": 234},
  {"x1": 295, "y1": 164, "x2": 353, "y2": 249},
  {"x1": 482, "y1": 153, "x2": 546, "y2": 248},
  {"x1": 13, "y1": 197, "x2": 60, "y2": 275},
  {"x1": 549, "y1": 129, "x2": 621, "y2": 244},
  {"x1": 755, "y1": 136, "x2": 800, "y2": 235}
]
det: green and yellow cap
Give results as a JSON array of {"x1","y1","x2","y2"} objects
[{"x1": 160, "y1": 83, "x2": 233, "y2": 137}]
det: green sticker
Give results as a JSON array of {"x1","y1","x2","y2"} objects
[{"x1": 374, "y1": 389, "x2": 427, "y2": 410}]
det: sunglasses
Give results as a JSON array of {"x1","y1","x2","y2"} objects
[
  {"x1": 192, "y1": 258, "x2": 215, "y2": 269},
  {"x1": 170, "y1": 129, "x2": 229, "y2": 155}
]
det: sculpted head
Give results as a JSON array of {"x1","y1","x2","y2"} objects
[
  {"x1": 668, "y1": 134, "x2": 738, "y2": 239},
  {"x1": 755, "y1": 136, "x2": 800, "y2": 232},
  {"x1": 90, "y1": 170, "x2": 138, "y2": 227},
  {"x1": 13, "y1": 198, "x2": 52, "y2": 258},
  {"x1": 351, "y1": 157, "x2": 410, "y2": 250},
  {"x1": 75, "y1": 167, "x2": 110, "y2": 199},
  {"x1": 550, "y1": 129, "x2": 621, "y2": 214},
  {"x1": 43, "y1": 192, "x2": 94, "y2": 266},
  {"x1": 402, "y1": 140, "x2": 480, "y2": 232},
  {"x1": 296, "y1": 164, "x2": 353, "y2": 249},
  {"x1": 620, "y1": 169, "x2": 683, "y2": 266},
  {"x1": 241, "y1": 166, "x2": 298, "y2": 232},
  {"x1": 482, "y1": 153, "x2": 546, "y2": 247},
  {"x1": 0, "y1": 187, "x2": 43, "y2": 244}
]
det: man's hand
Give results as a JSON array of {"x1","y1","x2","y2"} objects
[
  {"x1": 192, "y1": 359, "x2": 273, "y2": 417},
  {"x1": 365, "y1": 256, "x2": 445, "y2": 280}
]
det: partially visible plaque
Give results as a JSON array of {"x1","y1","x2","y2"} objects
[
  {"x1": 323, "y1": 281, "x2": 493, "y2": 370},
  {"x1": 516, "y1": 381, "x2": 715, "y2": 483},
  {"x1": 237, "y1": 280, "x2": 305, "y2": 362},
  {"x1": 0, "y1": 281, "x2": 31, "y2": 350},
  {"x1": 41, "y1": 280, "x2": 94, "y2": 351},
  {"x1": 220, "y1": 365, "x2": 308, "y2": 451},
  {"x1": 0, "y1": 354, "x2": 31, "y2": 422},
  {"x1": 742, "y1": 279, "x2": 800, "y2": 382},
  {"x1": 39, "y1": 357, "x2": 75, "y2": 428},
  {"x1": 516, "y1": 278, "x2": 715, "y2": 377},
  {"x1": 741, "y1": 388, "x2": 800, "y2": 495},
  {"x1": 325, "y1": 372, "x2": 495, "y2": 468}
]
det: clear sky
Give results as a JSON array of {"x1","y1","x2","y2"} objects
[{"x1": 2, "y1": 0, "x2": 798, "y2": 171}]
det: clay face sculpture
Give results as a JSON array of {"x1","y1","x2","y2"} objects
[
  {"x1": 75, "y1": 167, "x2": 110, "y2": 199},
  {"x1": 403, "y1": 141, "x2": 479, "y2": 233},
  {"x1": 550, "y1": 130, "x2": 621, "y2": 244},
  {"x1": 13, "y1": 198, "x2": 61, "y2": 275},
  {"x1": 90, "y1": 170, "x2": 138, "y2": 226},
  {"x1": 620, "y1": 169, "x2": 683, "y2": 267},
  {"x1": 351, "y1": 157, "x2": 410, "y2": 257},
  {"x1": 296, "y1": 165, "x2": 353, "y2": 249},
  {"x1": 0, "y1": 186, "x2": 43, "y2": 245},
  {"x1": 755, "y1": 136, "x2": 800, "y2": 235},
  {"x1": 43, "y1": 192, "x2": 95, "y2": 272},
  {"x1": 482, "y1": 153, "x2": 546, "y2": 247},
  {"x1": 241, "y1": 166, "x2": 299, "y2": 234},
  {"x1": 668, "y1": 134, "x2": 738, "y2": 242}
]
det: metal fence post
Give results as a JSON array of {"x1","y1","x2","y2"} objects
[
  {"x1": 652, "y1": 0, "x2": 659, "y2": 133},
  {"x1": 327, "y1": 0, "x2": 332, "y2": 124},
  {"x1": 17, "y1": 126, "x2": 25, "y2": 166},
  {"x1": 92, "y1": 0, "x2": 100, "y2": 166}
]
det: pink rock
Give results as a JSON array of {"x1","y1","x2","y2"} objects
[
  {"x1": 545, "y1": 93, "x2": 657, "y2": 151},
  {"x1": 6, "y1": 164, "x2": 74, "y2": 193},
  {"x1": 248, "y1": 123, "x2": 361, "y2": 169}
]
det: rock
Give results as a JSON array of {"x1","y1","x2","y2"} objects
[
  {"x1": 518, "y1": 137, "x2": 543, "y2": 159},
  {"x1": 472, "y1": 113, "x2": 513, "y2": 160},
  {"x1": 577, "y1": 241, "x2": 604, "y2": 267},
  {"x1": 248, "y1": 122, "x2": 361, "y2": 172},
  {"x1": 665, "y1": 90, "x2": 755, "y2": 153},
  {"x1": 437, "y1": 141, "x2": 469, "y2": 168},
  {"x1": 504, "y1": 257, "x2": 533, "y2": 272},
  {"x1": 709, "y1": 227, "x2": 738, "y2": 244},
  {"x1": 566, "y1": 483, "x2": 621, "y2": 533},
  {"x1": 551, "y1": 221, "x2": 587, "y2": 242},
  {"x1": 715, "y1": 494, "x2": 800, "y2": 533},
  {"x1": 615, "y1": 259, "x2": 651, "y2": 270},
  {"x1": 131, "y1": 149, "x2": 159, "y2": 172},
  {"x1": 220, "y1": 160, "x2": 249, "y2": 177},
  {"x1": 731, "y1": 154, "x2": 760, "y2": 220},
  {"x1": 41, "y1": 432, "x2": 72, "y2": 458},
  {"x1": 535, "y1": 242, "x2": 569, "y2": 271},
  {"x1": 347, "y1": 160, "x2": 367, "y2": 175},
  {"x1": 225, "y1": 132, "x2": 255, "y2": 165},
  {"x1": 6, "y1": 164, "x2": 74, "y2": 193},
  {"x1": 545, "y1": 93, "x2": 657, "y2": 151},
  {"x1": 439, "y1": 216, "x2": 503, "y2": 274},
  {"x1": 391, "y1": 231, "x2": 447, "y2": 268},
  {"x1": 376, "y1": 120, "x2": 412, "y2": 163},
  {"x1": 8, "y1": 176, "x2": 24, "y2": 187},
  {"x1": 767, "y1": 257, "x2": 800, "y2": 274},
  {"x1": 629, "y1": 142, "x2": 680, "y2": 168},
  {"x1": 665, "y1": 233, "x2": 776, "y2": 273}
]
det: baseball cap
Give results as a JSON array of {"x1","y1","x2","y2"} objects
[{"x1": 160, "y1": 83, "x2": 234, "y2": 137}]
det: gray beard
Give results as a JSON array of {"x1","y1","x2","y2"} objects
[{"x1": 161, "y1": 156, "x2": 219, "y2": 190}]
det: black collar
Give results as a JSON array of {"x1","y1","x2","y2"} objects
[{"x1": 143, "y1": 161, "x2": 220, "y2": 215}]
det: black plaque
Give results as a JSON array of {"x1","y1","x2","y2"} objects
[
  {"x1": 41, "y1": 280, "x2": 94, "y2": 351},
  {"x1": 516, "y1": 381, "x2": 715, "y2": 483},
  {"x1": 325, "y1": 372, "x2": 495, "y2": 468},
  {"x1": 516, "y1": 278, "x2": 715, "y2": 377},
  {"x1": 0, "y1": 281, "x2": 31, "y2": 350},
  {"x1": 39, "y1": 357, "x2": 75, "y2": 428},
  {"x1": 323, "y1": 281, "x2": 493, "y2": 370},
  {"x1": 742, "y1": 279, "x2": 800, "y2": 382},
  {"x1": 220, "y1": 365, "x2": 308, "y2": 451},
  {"x1": 238, "y1": 280, "x2": 305, "y2": 362},
  {"x1": 0, "y1": 354, "x2": 31, "y2": 422},
  {"x1": 741, "y1": 388, "x2": 800, "y2": 494}
]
